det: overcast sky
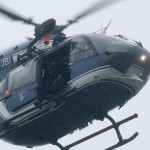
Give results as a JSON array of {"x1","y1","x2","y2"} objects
[{"x1": 0, "y1": 0, "x2": 150, "y2": 150}]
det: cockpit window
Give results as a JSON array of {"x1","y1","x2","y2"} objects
[{"x1": 70, "y1": 37, "x2": 94, "y2": 63}]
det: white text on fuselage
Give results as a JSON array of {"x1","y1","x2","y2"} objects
[
  {"x1": 48, "y1": 101, "x2": 66, "y2": 112},
  {"x1": 0, "y1": 50, "x2": 26, "y2": 68},
  {"x1": 0, "y1": 57, "x2": 11, "y2": 67}
]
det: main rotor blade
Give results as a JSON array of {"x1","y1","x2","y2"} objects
[
  {"x1": 0, "y1": 5, "x2": 38, "y2": 26},
  {"x1": 61, "y1": 0, "x2": 125, "y2": 31},
  {"x1": 75, "y1": 0, "x2": 124, "y2": 21}
]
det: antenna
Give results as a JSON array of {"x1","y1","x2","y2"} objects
[
  {"x1": 93, "y1": 19, "x2": 112, "y2": 34},
  {"x1": 101, "y1": 19, "x2": 112, "y2": 34}
]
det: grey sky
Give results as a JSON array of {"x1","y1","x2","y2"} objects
[{"x1": 0, "y1": 0, "x2": 150, "y2": 149}]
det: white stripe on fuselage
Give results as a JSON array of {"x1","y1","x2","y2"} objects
[
  {"x1": 68, "y1": 65, "x2": 145, "y2": 93},
  {"x1": 0, "y1": 64, "x2": 145, "y2": 123}
]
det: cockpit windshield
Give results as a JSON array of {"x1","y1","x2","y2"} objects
[
  {"x1": 87, "y1": 33, "x2": 135, "y2": 54},
  {"x1": 88, "y1": 34, "x2": 116, "y2": 53}
]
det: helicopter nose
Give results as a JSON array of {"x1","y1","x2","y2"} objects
[
  {"x1": 107, "y1": 46, "x2": 150, "y2": 94},
  {"x1": 109, "y1": 46, "x2": 150, "y2": 80}
]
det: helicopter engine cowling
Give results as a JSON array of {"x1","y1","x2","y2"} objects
[{"x1": 34, "y1": 18, "x2": 56, "y2": 37}]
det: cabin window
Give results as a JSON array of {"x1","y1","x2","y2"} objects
[
  {"x1": 0, "y1": 79, "x2": 7, "y2": 93},
  {"x1": 70, "y1": 37, "x2": 94, "y2": 63},
  {"x1": 8, "y1": 61, "x2": 37, "y2": 91}
]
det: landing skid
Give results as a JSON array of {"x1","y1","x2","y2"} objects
[{"x1": 54, "y1": 113, "x2": 138, "y2": 150}]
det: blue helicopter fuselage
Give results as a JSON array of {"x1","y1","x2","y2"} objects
[{"x1": 0, "y1": 33, "x2": 150, "y2": 148}]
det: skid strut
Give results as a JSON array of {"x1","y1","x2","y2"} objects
[{"x1": 54, "y1": 113, "x2": 138, "y2": 150}]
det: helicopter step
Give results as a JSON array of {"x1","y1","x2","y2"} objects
[{"x1": 54, "y1": 113, "x2": 138, "y2": 150}]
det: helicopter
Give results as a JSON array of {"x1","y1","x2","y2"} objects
[{"x1": 0, "y1": 0, "x2": 150, "y2": 150}]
